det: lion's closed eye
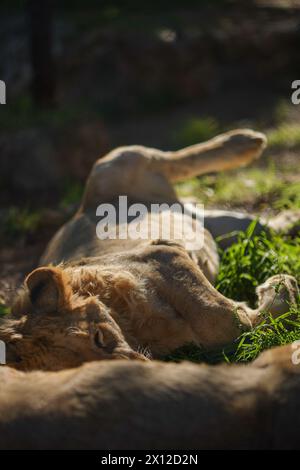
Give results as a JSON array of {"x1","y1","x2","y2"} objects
[
  {"x1": 93, "y1": 330, "x2": 105, "y2": 349},
  {"x1": 90, "y1": 324, "x2": 119, "y2": 353}
]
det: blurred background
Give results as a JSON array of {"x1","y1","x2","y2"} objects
[{"x1": 1, "y1": 0, "x2": 300, "y2": 304}]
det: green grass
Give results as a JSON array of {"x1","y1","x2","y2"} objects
[
  {"x1": 0, "y1": 182, "x2": 83, "y2": 243},
  {"x1": 216, "y1": 221, "x2": 300, "y2": 305},
  {"x1": 0, "y1": 94, "x2": 89, "y2": 131},
  {"x1": 60, "y1": 180, "x2": 84, "y2": 209},
  {"x1": 176, "y1": 166, "x2": 282, "y2": 208},
  {"x1": 176, "y1": 164, "x2": 300, "y2": 210},
  {"x1": 174, "y1": 117, "x2": 220, "y2": 147},
  {"x1": 273, "y1": 100, "x2": 291, "y2": 124},
  {"x1": 0, "y1": 303, "x2": 11, "y2": 316},
  {"x1": 234, "y1": 306, "x2": 300, "y2": 362},
  {"x1": 0, "y1": 182, "x2": 84, "y2": 243},
  {"x1": 0, "y1": 293, "x2": 11, "y2": 316},
  {"x1": 275, "y1": 181, "x2": 300, "y2": 210},
  {"x1": 268, "y1": 123, "x2": 300, "y2": 149},
  {"x1": 165, "y1": 222, "x2": 300, "y2": 364},
  {"x1": 165, "y1": 342, "x2": 227, "y2": 365},
  {"x1": 0, "y1": 207, "x2": 41, "y2": 241}
]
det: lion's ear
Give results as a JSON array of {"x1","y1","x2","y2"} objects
[{"x1": 25, "y1": 267, "x2": 72, "y2": 314}]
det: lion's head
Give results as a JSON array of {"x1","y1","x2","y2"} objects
[{"x1": 0, "y1": 267, "x2": 148, "y2": 371}]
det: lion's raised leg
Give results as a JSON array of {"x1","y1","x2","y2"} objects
[
  {"x1": 155, "y1": 129, "x2": 267, "y2": 182},
  {"x1": 82, "y1": 129, "x2": 267, "y2": 210}
]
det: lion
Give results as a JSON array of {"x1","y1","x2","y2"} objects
[
  {"x1": 1, "y1": 129, "x2": 299, "y2": 370},
  {"x1": 0, "y1": 344, "x2": 300, "y2": 449}
]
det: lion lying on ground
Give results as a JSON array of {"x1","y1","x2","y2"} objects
[
  {"x1": 0, "y1": 344, "x2": 300, "y2": 449},
  {"x1": 1, "y1": 129, "x2": 299, "y2": 370}
]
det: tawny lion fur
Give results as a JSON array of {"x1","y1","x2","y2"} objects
[
  {"x1": 1, "y1": 129, "x2": 299, "y2": 370},
  {"x1": 1, "y1": 344, "x2": 300, "y2": 449}
]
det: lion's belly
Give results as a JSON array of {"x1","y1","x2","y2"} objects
[{"x1": 40, "y1": 209, "x2": 219, "y2": 283}]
